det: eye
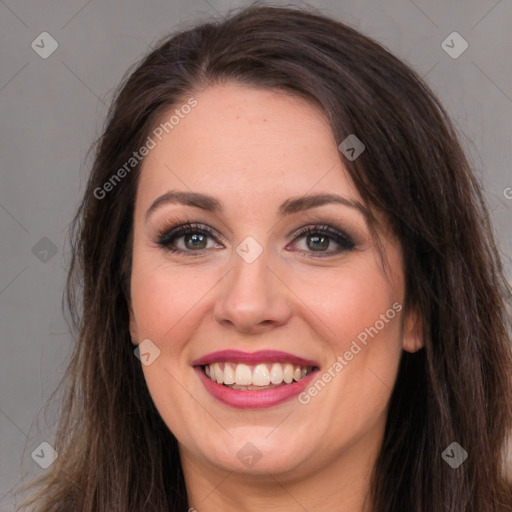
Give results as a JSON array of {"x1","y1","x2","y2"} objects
[
  {"x1": 156, "y1": 222, "x2": 222, "y2": 255},
  {"x1": 155, "y1": 221, "x2": 357, "y2": 258},
  {"x1": 288, "y1": 224, "x2": 355, "y2": 257}
]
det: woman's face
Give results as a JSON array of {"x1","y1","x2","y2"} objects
[{"x1": 128, "y1": 82, "x2": 422, "y2": 480}]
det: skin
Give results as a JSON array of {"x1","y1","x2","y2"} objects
[{"x1": 128, "y1": 82, "x2": 423, "y2": 512}]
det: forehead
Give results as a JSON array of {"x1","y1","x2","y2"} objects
[{"x1": 136, "y1": 82, "x2": 361, "y2": 214}]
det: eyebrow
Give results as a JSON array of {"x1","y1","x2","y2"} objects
[{"x1": 145, "y1": 190, "x2": 368, "y2": 222}]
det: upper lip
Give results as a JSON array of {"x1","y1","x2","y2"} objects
[{"x1": 191, "y1": 350, "x2": 319, "y2": 367}]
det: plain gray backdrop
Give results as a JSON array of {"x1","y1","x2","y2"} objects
[{"x1": 1, "y1": 0, "x2": 511, "y2": 509}]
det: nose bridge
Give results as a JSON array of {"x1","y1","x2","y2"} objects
[
  {"x1": 232, "y1": 236, "x2": 271, "y2": 297},
  {"x1": 213, "y1": 235, "x2": 291, "y2": 332}
]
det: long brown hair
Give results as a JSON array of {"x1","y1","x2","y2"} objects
[{"x1": 17, "y1": 4, "x2": 512, "y2": 511}]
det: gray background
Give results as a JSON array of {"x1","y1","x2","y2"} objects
[{"x1": 1, "y1": 0, "x2": 511, "y2": 509}]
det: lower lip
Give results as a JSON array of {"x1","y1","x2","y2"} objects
[{"x1": 194, "y1": 366, "x2": 318, "y2": 409}]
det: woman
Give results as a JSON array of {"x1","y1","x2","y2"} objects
[{"x1": 18, "y1": 4, "x2": 512, "y2": 511}]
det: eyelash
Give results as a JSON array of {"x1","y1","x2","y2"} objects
[{"x1": 155, "y1": 220, "x2": 356, "y2": 258}]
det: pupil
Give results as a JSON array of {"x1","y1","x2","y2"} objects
[
  {"x1": 186, "y1": 233, "x2": 206, "y2": 249},
  {"x1": 308, "y1": 235, "x2": 328, "y2": 251}
]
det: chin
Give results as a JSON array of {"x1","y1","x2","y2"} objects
[{"x1": 196, "y1": 431, "x2": 316, "y2": 476}]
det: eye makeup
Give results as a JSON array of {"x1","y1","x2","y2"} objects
[{"x1": 151, "y1": 213, "x2": 363, "y2": 259}]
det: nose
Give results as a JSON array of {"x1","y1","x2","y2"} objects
[{"x1": 213, "y1": 244, "x2": 293, "y2": 334}]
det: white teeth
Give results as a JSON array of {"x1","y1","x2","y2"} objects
[
  {"x1": 235, "y1": 363, "x2": 252, "y2": 385},
  {"x1": 252, "y1": 364, "x2": 271, "y2": 386},
  {"x1": 204, "y1": 361, "x2": 314, "y2": 387},
  {"x1": 283, "y1": 363, "x2": 294, "y2": 383},
  {"x1": 223, "y1": 363, "x2": 235, "y2": 385},
  {"x1": 213, "y1": 362, "x2": 223, "y2": 384},
  {"x1": 270, "y1": 363, "x2": 284, "y2": 385}
]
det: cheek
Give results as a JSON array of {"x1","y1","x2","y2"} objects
[
  {"x1": 129, "y1": 249, "x2": 225, "y2": 359},
  {"x1": 292, "y1": 256, "x2": 402, "y2": 350},
  {"x1": 290, "y1": 254, "x2": 404, "y2": 412},
  {"x1": 334, "y1": 273, "x2": 402, "y2": 355},
  {"x1": 130, "y1": 248, "x2": 183, "y2": 344}
]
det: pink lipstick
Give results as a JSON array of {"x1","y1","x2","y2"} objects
[{"x1": 192, "y1": 350, "x2": 320, "y2": 409}]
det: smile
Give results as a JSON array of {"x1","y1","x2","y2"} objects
[
  {"x1": 203, "y1": 362, "x2": 314, "y2": 389},
  {"x1": 192, "y1": 350, "x2": 320, "y2": 409}
]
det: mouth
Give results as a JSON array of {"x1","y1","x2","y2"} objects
[
  {"x1": 200, "y1": 362, "x2": 316, "y2": 390},
  {"x1": 192, "y1": 350, "x2": 320, "y2": 409}
]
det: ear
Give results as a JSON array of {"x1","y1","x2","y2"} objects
[
  {"x1": 128, "y1": 304, "x2": 139, "y2": 346},
  {"x1": 402, "y1": 306, "x2": 424, "y2": 353}
]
